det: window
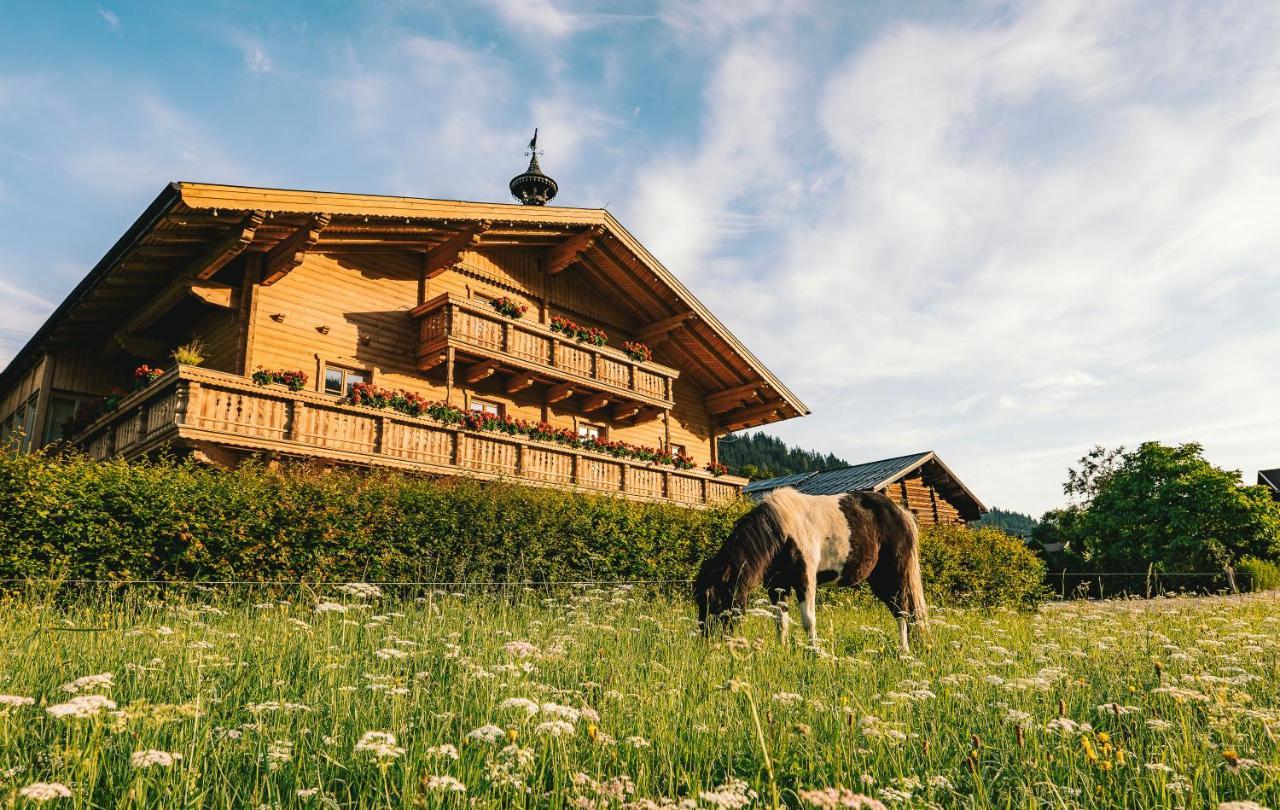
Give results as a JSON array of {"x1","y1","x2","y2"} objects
[
  {"x1": 44, "y1": 394, "x2": 92, "y2": 444},
  {"x1": 323, "y1": 365, "x2": 368, "y2": 396},
  {"x1": 577, "y1": 422, "x2": 604, "y2": 440},
  {"x1": 469, "y1": 398, "x2": 502, "y2": 417},
  {"x1": 670, "y1": 443, "x2": 687, "y2": 457}
]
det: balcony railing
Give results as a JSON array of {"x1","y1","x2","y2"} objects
[
  {"x1": 71, "y1": 366, "x2": 745, "y2": 507},
  {"x1": 410, "y1": 293, "x2": 679, "y2": 411}
]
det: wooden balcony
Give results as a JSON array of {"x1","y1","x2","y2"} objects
[
  {"x1": 410, "y1": 293, "x2": 679, "y2": 415},
  {"x1": 71, "y1": 366, "x2": 745, "y2": 507}
]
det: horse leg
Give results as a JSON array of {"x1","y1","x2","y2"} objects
[
  {"x1": 795, "y1": 570, "x2": 819, "y2": 645},
  {"x1": 768, "y1": 586, "x2": 791, "y2": 643},
  {"x1": 867, "y1": 566, "x2": 911, "y2": 654}
]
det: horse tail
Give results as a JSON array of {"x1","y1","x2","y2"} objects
[{"x1": 899, "y1": 510, "x2": 929, "y2": 630}]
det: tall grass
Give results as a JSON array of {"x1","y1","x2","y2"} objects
[{"x1": 0, "y1": 585, "x2": 1275, "y2": 808}]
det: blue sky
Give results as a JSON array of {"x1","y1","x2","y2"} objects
[{"x1": 1, "y1": 1, "x2": 1278, "y2": 515}]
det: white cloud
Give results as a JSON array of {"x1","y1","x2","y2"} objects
[
  {"x1": 234, "y1": 37, "x2": 274, "y2": 73},
  {"x1": 96, "y1": 6, "x2": 120, "y2": 32},
  {"x1": 477, "y1": 0, "x2": 585, "y2": 40}
]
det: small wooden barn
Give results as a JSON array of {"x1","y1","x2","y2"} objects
[
  {"x1": 744, "y1": 451, "x2": 986, "y2": 526},
  {"x1": 0, "y1": 148, "x2": 808, "y2": 507},
  {"x1": 1260, "y1": 470, "x2": 1280, "y2": 501}
]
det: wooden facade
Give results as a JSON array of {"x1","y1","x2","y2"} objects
[
  {"x1": 744, "y1": 451, "x2": 985, "y2": 525},
  {"x1": 0, "y1": 183, "x2": 808, "y2": 506}
]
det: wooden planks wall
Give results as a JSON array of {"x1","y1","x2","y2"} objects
[
  {"x1": 887, "y1": 471, "x2": 966, "y2": 526},
  {"x1": 244, "y1": 248, "x2": 718, "y2": 466}
]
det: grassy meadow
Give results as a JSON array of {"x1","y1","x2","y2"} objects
[{"x1": 0, "y1": 585, "x2": 1277, "y2": 809}]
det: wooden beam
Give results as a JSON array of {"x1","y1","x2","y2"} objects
[
  {"x1": 463, "y1": 359, "x2": 499, "y2": 384},
  {"x1": 636, "y1": 311, "x2": 695, "y2": 344},
  {"x1": 582, "y1": 394, "x2": 609, "y2": 413},
  {"x1": 611, "y1": 403, "x2": 641, "y2": 421},
  {"x1": 115, "y1": 334, "x2": 168, "y2": 359},
  {"x1": 262, "y1": 213, "x2": 332, "y2": 285},
  {"x1": 706, "y1": 383, "x2": 764, "y2": 414},
  {"x1": 505, "y1": 371, "x2": 536, "y2": 394},
  {"x1": 424, "y1": 220, "x2": 492, "y2": 279},
  {"x1": 633, "y1": 406, "x2": 663, "y2": 425},
  {"x1": 113, "y1": 278, "x2": 239, "y2": 355},
  {"x1": 190, "y1": 210, "x2": 266, "y2": 280},
  {"x1": 721, "y1": 401, "x2": 782, "y2": 430},
  {"x1": 418, "y1": 351, "x2": 447, "y2": 371},
  {"x1": 542, "y1": 226, "x2": 603, "y2": 275},
  {"x1": 546, "y1": 383, "x2": 574, "y2": 404},
  {"x1": 187, "y1": 279, "x2": 235, "y2": 309}
]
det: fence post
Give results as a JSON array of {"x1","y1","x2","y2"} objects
[
  {"x1": 1226, "y1": 565, "x2": 1238, "y2": 595},
  {"x1": 1145, "y1": 563, "x2": 1153, "y2": 600}
]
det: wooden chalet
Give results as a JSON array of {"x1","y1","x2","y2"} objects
[
  {"x1": 744, "y1": 451, "x2": 986, "y2": 526},
  {"x1": 0, "y1": 148, "x2": 807, "y2": 507}
]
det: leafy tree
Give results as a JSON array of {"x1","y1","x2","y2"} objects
[
  {"x1": 1054, "y1": 442, "x2": 1280, "y2": 572},
  {"x1": 975, "y1": 507, "x2": 1037, "y2": 538}
]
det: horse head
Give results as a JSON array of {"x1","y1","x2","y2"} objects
[{"x1": 693, "y1": 556, "x2": 740, "y2": 636}]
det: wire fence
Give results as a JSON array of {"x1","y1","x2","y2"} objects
[{"x1": 0, "y1": 571, "x2": 1260, "y2": 602}]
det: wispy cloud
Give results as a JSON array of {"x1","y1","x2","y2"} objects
[
  {"x1": 233, "y1": 36, "x2": 274, "y2": 73},
  {"x1": 96, "y1": 6, "x2": 120, "y2": 32}
]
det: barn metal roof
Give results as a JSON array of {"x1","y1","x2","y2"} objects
[
  {"x1": 743, "y1": 450, "x2": 987, "y2": 520},
  {"x1": 745, "y1": 452, "x2": 931, "y2": 497},
  {"x1": 1260, "y1": 469, "x2": 1280, "y2": 493}
]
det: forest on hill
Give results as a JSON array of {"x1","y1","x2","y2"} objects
[
  {"x1": 717, "y1": 432, "x2": 850, "y2": 480},
  {"x1": 974, "y1": 507, "x2": 1038, "y2": 538}
]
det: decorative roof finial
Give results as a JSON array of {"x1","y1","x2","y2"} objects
[{"x1": 509, "y1": 128, "x2": 558, "y2": 206}]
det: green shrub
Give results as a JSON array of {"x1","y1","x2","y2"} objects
[
  {"x1": 1236, "y1": 556, "x2": 1280, "y2": 593},
  {"x1": 0, "y1": 452, "x2": 1048, "y2": 607},
  {"x1": 0, "y1": 452, "x2": 748, "y2": 584},
  {"x1": 919, "y1": 523, "x2": 1048, "y2": 608}
]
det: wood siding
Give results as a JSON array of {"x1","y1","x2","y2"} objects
[{"x1": 884, "y1": 471, "x2": 966, "y2": 526}]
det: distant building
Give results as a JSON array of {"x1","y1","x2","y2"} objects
[
  {"x1": 1260, "y1": 470, "x2": 1280, "y2": 501},
  {"x1": 744, "y1": 451, "x2": 985, "y2": 526}
]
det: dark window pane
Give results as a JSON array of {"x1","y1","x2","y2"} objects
[{"x1": 324, "y1": 368, "x2": 344, "y2": 394}]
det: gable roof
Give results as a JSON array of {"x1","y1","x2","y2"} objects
[
  {"x1": 1, "y1": 182, "x2": 807, "y2": 429},
  {"x1": 744, "y1": 450, "x2": 986, "y2": 520},
  {"x1": 1260, "y1": 469, "x2": 1280, "y2": 492}
]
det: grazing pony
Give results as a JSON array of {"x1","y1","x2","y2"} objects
[{"x1": 694, "y1": 487, "x2": 928, "y2": 651}]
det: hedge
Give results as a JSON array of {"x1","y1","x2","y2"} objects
[
  {"x1": 0, "y1": 452, "x2": 1046, "y2": 606},
  {"x1": 919, "y1": 523, "x2": 1048, "y2": 608}
]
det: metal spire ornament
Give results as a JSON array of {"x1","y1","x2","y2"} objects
[{"x1": 508, "y1": 129, "x2": 558, "y2": 205}]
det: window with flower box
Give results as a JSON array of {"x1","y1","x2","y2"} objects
[
  {"x1": 469, "y1": 398, "x2": 503, "y2": 418},
  {"x1": 323, "y1": 365, "x2": 369, "y2": 397}
]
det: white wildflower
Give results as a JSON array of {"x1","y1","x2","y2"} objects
[
  {"x1": 0, "y1": 695, "x2": 35, "y2": 707},
  {"x1": 535, "y1": 719, "x2": 576, "y2": 737},
  {"x1": 1219, "y1": 803, "x2": 1269, "y2": 810},
  {"x1": 499, "y1": 697, "x2": 541, "y2": 716},
  {"x1": 314, "y1": 602, "x2": 348, "y2": 614},
  {"x1": 61, "y1": 672, "x2": 113, "y2": 693},
  {"x1": 266, "y1": 740, "x2": 293, "y2": 770},
  {"x1": 1045, "y1": 717, "x2": 1093, "y2": 736},
  {"x1": 424, "y1": 743, "x2": 460, "y2": 760},
  {"x1": 337, "y1": 582, "x2": 383, "y2": 599},
  {"x1": 17, "y1": 783, "x2": 72, "y2": 802},
  {"x1": 424, "y1": 775, "x2": 467, "y2": 792},
  {"x1": 467, "y1": 724, "x2": 506, "y2": 743},
  {"x1": 131, "y1": 749, "x2": 183, "y2": 768},
  {"x1": 375, "y1": 647, "x2": 408, "y2": 660},
  {"x1": 771, "y1": 692, "x2": 803, "y2": 705},
  {"x1": 699, "y1": 778, "x2": 757, "y2": 809},
  {"x1": 540, "y1": 702, "x2": 581, "y2": 722},
  {"x1": 46, "y1": 694, "x2": 118, "y2": 719},
  {"x1": 354, "y1": 731, "x2": 405, "y2": 760},
  {"x1": 503, "y1": 640, "x2": 540, "y2": 658},
  {"x1": 797, "y1": 787, "x2": 886, "y2": 809}
]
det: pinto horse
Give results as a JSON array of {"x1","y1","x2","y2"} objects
[{"x1": 694, "y1": 487, "x2": 928, "y2": 651}]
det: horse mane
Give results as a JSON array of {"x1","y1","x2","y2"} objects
[{"x1": 699, "y1": 488, "x2": 813, "y2": 601}]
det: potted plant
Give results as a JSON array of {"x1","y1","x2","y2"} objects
[
  {"x1": 133, "y1": 364, "x2": 164, "y2": 389},
  {"x1": 705, "y1": 462, "x2": 730, "y2": 477},
  {"x1": 621, "y1": 341, "x2": 652, "y2": 363},
  {"x1": 252, "y1": 368, "x2": 309, "y2": 391},
  {"x1": 490, "y1": 297, "x2": 528, "y2": 320},
  {"x1": 171, "y1": 338, "x2": 206, "y2": 367}
]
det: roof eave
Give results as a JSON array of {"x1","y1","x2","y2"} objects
[{"x1": 0, "y1": 183, "x2": 183, "y2": 391}]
